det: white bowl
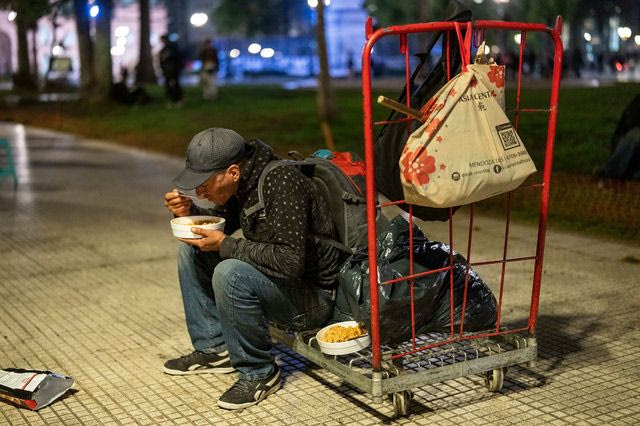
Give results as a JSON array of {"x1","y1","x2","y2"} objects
[
  {"x1": 316, "y1": 321, "x2": 371, "y2": 356},
  {"x1": 170, "y1": 215, "x2": 225, "y2": 239}
]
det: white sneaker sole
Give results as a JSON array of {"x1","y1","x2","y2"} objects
[{"x1": 163, "y1": 365, "x2": 236, "y2": 375}]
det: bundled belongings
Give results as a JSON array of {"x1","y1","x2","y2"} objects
[
  {"x1": 0, "y1": 368, "x2": 74, "y2": 410},
  {"x1": 332, "y1": 215, "x2": 498, "y2": 345},
  {"x1": 399, "y1": 22, "x2": 536, "y2": 207},
  {"x1": 373, "y1": 1, "x2": 471, "y2": 221}
]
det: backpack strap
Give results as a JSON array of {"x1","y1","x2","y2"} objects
[
  {"x1": 312, "y1": 235, "x2": 352, "y2": 254},
  {"x1": 242, "y1": 160, "x2": 290, "y2": 218},
  {"x1": 242, "y1": 159, "x2": 355, "y2": 254}
]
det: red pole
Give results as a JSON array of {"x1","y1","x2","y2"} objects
[
  {"x1": 528, "y1": 17, "x2": 563, "y2": 335},
  {"x1": 362, "y1": 24, "x2": 382, "y2": 371}
]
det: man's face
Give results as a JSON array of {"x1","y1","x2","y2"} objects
[{"x1": 195, "y1": 165, "x2": 240, "y2": 205}]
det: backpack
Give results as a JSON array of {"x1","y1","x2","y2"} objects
[{"x1": 243, "y1": 150, "x2": 387, "y2": 254}]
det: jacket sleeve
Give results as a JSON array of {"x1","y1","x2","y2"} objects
[{"x1": 219, "y1": 168, "x2": 309, "y2": 279}]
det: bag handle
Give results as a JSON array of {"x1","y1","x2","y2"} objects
[{"x1": 453, "y1": 21, "x2": 472, "y2": 71}]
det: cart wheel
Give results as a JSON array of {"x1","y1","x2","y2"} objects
[
  {"x1": 392, "y1": 390, "x2": 412, "y2": 416},
  {"x1": 485, "y1": 368, "x2": 505, "y2": 392}
]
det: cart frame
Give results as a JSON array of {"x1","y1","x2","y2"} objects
[{"x1": 271, "y1": 16, "x2": 563, "y2": 416}]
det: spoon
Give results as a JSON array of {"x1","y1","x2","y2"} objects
[{"x1": 176, "y1": 191, "x2": 202, "y2": 200}]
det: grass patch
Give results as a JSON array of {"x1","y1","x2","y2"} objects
[{"x1": 2, "y1": 82, "x2": 639, "y2": 243}]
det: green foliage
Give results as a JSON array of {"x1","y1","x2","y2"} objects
[
  {"x1": 5, "y1": 0, "x2": 50, "y2": 25},
  {"x1": 2, "y1": 82, "x2": 639, "y2": 241},
  {"x1": 213, "y1": 0, "x2": 299, "y2": 36},
  {"x1": 363, "y1": 0, "x2": 452, "y2": 26}
]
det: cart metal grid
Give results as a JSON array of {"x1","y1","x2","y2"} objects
[{"x1": 272, "y1": 16, "x2": 563, "y2": 416}]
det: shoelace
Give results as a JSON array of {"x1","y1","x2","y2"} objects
[
  {"x1": 182, "y1": 350, "x2": 204, "y2": 361},
  {"x1": 227, "y1": 379, "x2": 256, "y2": 395}
]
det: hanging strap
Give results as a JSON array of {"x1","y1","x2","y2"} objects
[{"x1": 453, "y1": 21, "x2": 472, "y2": 71}]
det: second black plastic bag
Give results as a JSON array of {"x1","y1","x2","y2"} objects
[{"x1": 332, "y1": 215, "x2": 497, "y2": 345}]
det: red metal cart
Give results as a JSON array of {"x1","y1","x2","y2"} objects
[{"x1": 271, "y1": 17, "x2": 563, "y2": 416}]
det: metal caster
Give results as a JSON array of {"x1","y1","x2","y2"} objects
[
  {"x1": 392, "y1": 390, "x2": 413, "y2": 416},
  {"x1": 485, "y1": 367, "x2": 505, "y2": 392}
]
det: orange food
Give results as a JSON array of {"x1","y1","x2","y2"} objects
[
  {"x1": 322, "y1": 324, "x2": 367, "y2": 343},
  {"x1": 186, "y1": 219, "x2": 218, "y2": 226}
]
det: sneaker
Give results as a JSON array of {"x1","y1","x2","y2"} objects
[
  {"x1": 163, "y1": 350, "x2": 235, "y2": 375},
  {"x1": 217, "y1": 365, "x2": 281, "y2": 410}
]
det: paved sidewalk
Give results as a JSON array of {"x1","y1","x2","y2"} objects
[{"x1": 1, "y1": 123, "x2": 639, "y2": 425}]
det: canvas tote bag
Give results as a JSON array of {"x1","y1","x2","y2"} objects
[{"x1": 400, "y1": 22, "x2": 536, "y2": 208}]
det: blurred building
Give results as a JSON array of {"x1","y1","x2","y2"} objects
[
  {"x1": 0, "y1": 4, "x2": 168, "y2": 84},
  {"x1": 1, "y1": 0, "x2": 638, "y2": 85}
]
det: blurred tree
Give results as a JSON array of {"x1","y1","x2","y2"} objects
[
  {"x1": 363, "y1": 0, "x2": 451, "y2": 26},
  {"x1": 136, "y1": 0, "x2": 157, "y2": 84},
  {"x1": 92, "y1": 0, "x2": 113, "y2": 101},
  {"x1": 213, "y1": 0, "x2": 296, "y2": 36},
  {"x1": 504, "y1": 0, "x2": 579, "y2": 25},
  {"x1": 1, "y1": 0, "x2": 50, "y2": 89},
  {"x1": 315, "y1": 0, "x2": 336, "y2": 150},
  {"x1": 73, "y1": 0, "x2": 95, "y2": 97},
  {"x1": 214, "y1": 0, "x2": 336, "y2": 149}
]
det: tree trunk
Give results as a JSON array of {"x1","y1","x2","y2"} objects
[
  {"x1": 136, "y1": 0, "x2": 157, "y2": 84},
  {"x1": 92, "y1": 0, "x2": 113, "y2": 101},
  {"x1": 73, "y1": 0, "x2": 95, "y2": 98},
  {"x1": 13, "y1": 12, "x2": 36, "y2": 90},
  {"x1": 30, "y1": 27, "x2": 39, "y2": 79},
  {"x1": 315, "y1": 1, "x2": 336, "y2": 150}
]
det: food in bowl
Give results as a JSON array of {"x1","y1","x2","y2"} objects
[
  {"x1": 184, "y1": 219, "x2": 219, "y2": 226},
  {"x1": 170, "y1": 215, "x2": 225, "y2": 239},
  {"x1": 316, "y1": 321, "x2": 371, "y2": 355},
  {"x1": 322, "y1": 324, "x2": 367, "y2": 343}
]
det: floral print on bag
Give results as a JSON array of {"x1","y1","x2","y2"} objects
[
  {"x1": 487, "y1": 65, "x2": 505, "y2": 88},
  {"x1": 401, "y1": 145, "x2": 436, "y2": 186}
]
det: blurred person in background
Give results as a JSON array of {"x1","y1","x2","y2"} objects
[
  {"x1": 159, "y1": 34, "x2": 185, "y2": 107},
  {"x1": 198, "y1": 38, "x2": 220, "y2": 100}
]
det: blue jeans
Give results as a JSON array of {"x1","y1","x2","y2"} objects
[{"x1": 177, "y1": 244, "x2": 335, "y2": 381}]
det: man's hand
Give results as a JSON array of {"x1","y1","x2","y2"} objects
[
  {"x1": 164, "y1": 189, "x2": 192, "y2": 217},
  {"x1": 179, "y1": 228, "x2": 226, "y2": 251}
]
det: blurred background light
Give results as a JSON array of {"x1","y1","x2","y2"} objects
[
  {"x1": 114, "y1": 26, "x2": 130, "y2": 38},
  {"x1": 110, "y1": 45, "x2": 125, "y2": 56},
  {"x1": 617, "y1": 26, "x2": 631, "y2": 41},
  {"x1": 190, "y1": 12, "x2": 208, "y2": 27},
  {"x1": 248, "y1": 43, "x2": 261, "y2": 54},
  {"x1": 260, "y1": 48, "x2": 275, "y2": 58}
]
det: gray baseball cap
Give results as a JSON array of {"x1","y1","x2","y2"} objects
[{"x1": 172, "y1": 128, "x2": 247, "y2": 190}]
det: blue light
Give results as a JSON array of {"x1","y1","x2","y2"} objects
[{"x1": 89, "y1": 5, "x2": 99, "y2": 18}]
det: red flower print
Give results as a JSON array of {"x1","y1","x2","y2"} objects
[
  {"x1": 425, "y1": 118, "x2": 442, "y2": 138},
  {"x1": 439, "y1": 163, "x2": 446, "y2": 170},
  {"x1": 470, "y1": 77, "x2": 478, "y2": 88},
  {"x1": 419, "y1": 97, "x2": 437, "y2": 121},
  {"x1": 401, "y1": 147, "x2": 437, "y2": 186},
  {"x1": 436, "y1": 135, "x2": 443, "y2": 143},
  {"x1": 487, "y1": 65, "x2": 505, "y2": 88},
  {"x1": 448, "y1": 88, "x2": 456, "y2": 97}
]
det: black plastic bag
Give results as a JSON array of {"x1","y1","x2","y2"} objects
[{"x1": 332, "y1": 215, "x2": 497, "y2": 345}]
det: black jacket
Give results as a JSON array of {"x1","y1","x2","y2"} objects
[{"x1": 194, "y1": 139, "x2": 344, "y2": 289}]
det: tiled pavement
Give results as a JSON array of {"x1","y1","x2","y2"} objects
[{"x1": 1, "y1": 123, "x2": 639, "y2": 425}]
